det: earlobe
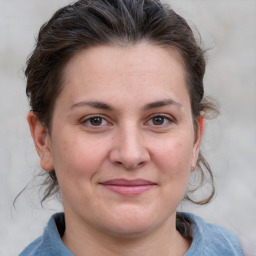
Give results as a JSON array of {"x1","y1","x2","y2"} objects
[
  {"x1": 27, "y1": 111, "x2": 54, "y2": 171},
  {"x1": 191, "y1": 116, "x2": 205, "y2": 170}
]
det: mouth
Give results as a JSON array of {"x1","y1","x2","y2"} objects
[{"x1": 99, "y1": 179, "x2": 157, "y2": 196}]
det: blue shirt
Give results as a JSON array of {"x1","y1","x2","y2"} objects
[{"x1": 19, "y1": 212, "x2": 244, "y2": 256}]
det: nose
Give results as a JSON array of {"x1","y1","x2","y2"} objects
[{"x1": 109, "y1": 126, "x2": 150, "y2": 170}]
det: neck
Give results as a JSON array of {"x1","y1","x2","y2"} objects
[{"x1": 62, "y1": 212, "x2": 191, "y2": 256}]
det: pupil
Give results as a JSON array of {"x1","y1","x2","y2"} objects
[
  {"x1": 153, "y1": 116, "x2": 164, "y2": 125},
  {"x1": 90, "y1": 117, "x2": 102, "y2": 126}
]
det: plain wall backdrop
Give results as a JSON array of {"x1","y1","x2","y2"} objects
[{"x1": 0, "y1": 1, "x2": 255, "y2": 255}]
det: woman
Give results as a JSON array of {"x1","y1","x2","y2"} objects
[{"x1": 20, "y1": 0, "x2": 244, "y2": 255}]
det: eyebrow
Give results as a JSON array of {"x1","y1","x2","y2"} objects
[
  {"x1": 71, "y1": 101, "x2": 114, "y2": 111},
  {"x1": 143, "y1": 99, "x2": 182, "y2": 110},
  {"x1": 70, "y1": 98, "x2": 182, "y2": 111}
]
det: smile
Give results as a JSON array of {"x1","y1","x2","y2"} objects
[{"x1": 99, "y1": 179, "x2": 157, "y2": 196}]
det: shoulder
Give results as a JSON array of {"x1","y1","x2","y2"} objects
[
  {"x1": 19, "y1": 213, "x2": 73, "y2": 256},
  {"x1": 179, "y1": 212, "x2": 244, "y2": 256}
]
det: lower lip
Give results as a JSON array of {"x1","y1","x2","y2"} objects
[{"x1": 101, "y1": 184, "x2": 155, "y2": 196}]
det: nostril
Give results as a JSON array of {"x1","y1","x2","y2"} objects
[
  {"x1": 114, "y1": 161, "x2": 123, "y2": 166},
  {"x1": 137, "y1": 161, "x2": 145, "y2": 167},
  {"x1": 113, "y1": 160, "x2": 146, "y2": 170}
]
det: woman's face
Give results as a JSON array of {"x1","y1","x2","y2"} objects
[{"x1": 32, "y1": 43, "x2": 203, "y2": 237}]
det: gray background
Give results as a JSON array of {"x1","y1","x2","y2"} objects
[{"x1": 0, "y1": 1, "x2": 255, "y2": 255}]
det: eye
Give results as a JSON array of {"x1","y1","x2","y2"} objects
[
  {"x1": 147, "y1": 114, "x2": 173, "y2": 127},
  {"x1": 88, "y1": 116, "x2": 104, "y2": 126},
  {"x1": 151, "y1": 116, "x2": 166, "y2": 125},
  {"x1": 81, "y1": 115, "x2": 109, "y2": 128}
]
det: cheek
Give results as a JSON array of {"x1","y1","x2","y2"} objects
[
  {"x1": 51, "y1": 135, "x2": 109, "y2": 207},
  {"x1": 51, "y1": 133, "x2": 107, "y2": 181},
  {"x1": 153, "y1": 134, "x2": 194, "y2": 178}
]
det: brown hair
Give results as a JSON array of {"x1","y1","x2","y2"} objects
[{"x1": 25, "y1": 0, "x2": 218, "y2": 204}]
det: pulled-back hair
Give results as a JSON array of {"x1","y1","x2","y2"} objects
[{"x1": 25, "y1": 0, "x2": 218, "y2": 204}]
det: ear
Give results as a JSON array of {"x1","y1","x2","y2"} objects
[
  {"x1": 27, "y1": 111, "x2": 54, "y2": 171},
  {"x1": 191, "y1": 116, "x2": 204, "y2": 171}
]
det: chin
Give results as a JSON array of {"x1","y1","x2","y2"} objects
[{"x1": 98, "y1": 206, "x2": 164, "y2": 238}]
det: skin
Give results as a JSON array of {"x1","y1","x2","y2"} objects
[{"x1": 28, "y1": 42, "x2": 204, "y2": 256}]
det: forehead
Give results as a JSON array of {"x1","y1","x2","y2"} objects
[
  {"x1": 59, "y1": 43, "x2": 189, "y2": 108},
  {"x1": 63, "y1": 43, "x2": 185, "y2": 80}
]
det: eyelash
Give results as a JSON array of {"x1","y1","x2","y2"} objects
[
  {"x1": 146, "y1": 114, "x2": 174, "y2": 127},
  {"x1": 80, "y1": 115, "x2": 110, "y2": 128},
  {"x1": 80, "y1": 114, "x2": 174, "y2": 129}
]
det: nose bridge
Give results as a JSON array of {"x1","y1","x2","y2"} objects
[
  {"x1": 110, "y1": 122, "x2": 150, "y2": 169},
  {"x1": 122, "y1": 124, "x2": 142, "y2": 155}
]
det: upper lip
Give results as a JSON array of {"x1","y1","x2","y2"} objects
[{"x1": 99, "y1": 179, "x2": 156, "y2": 186}]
